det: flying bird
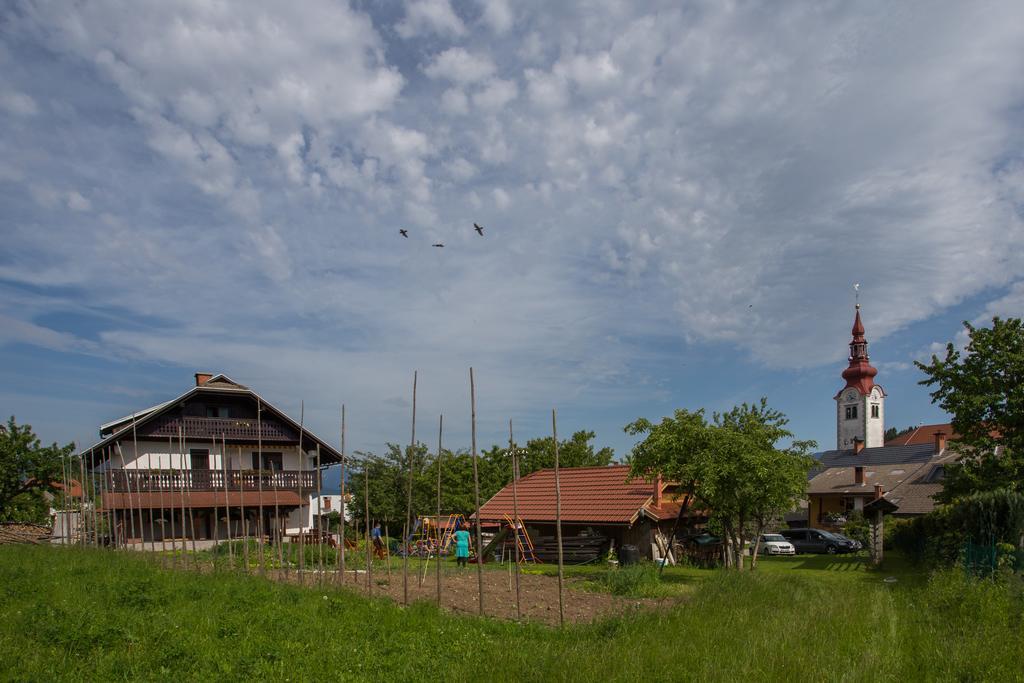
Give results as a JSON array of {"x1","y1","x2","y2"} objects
[
  {"x1": 399, "y1": 229, "x2": 408, "y2": 238},
  {"x1": 432, "y1": 243, "x2": 444, "y2": 248},
  {"x1": 474, "y1": 223, "x2": 484, "y2": 236}
]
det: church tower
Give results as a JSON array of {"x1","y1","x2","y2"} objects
[{"x1": 835, "y1": 304, "x2": 886, "y2": 450}]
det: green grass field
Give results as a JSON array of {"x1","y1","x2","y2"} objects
[{"x1": 1, "y1": 546, "x2": 1021, "y2": 681}]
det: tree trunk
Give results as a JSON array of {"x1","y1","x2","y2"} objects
[{"x1": 750, "y1": 522, "x2": 763, "y2": 570}]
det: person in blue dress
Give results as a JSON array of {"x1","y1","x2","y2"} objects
[{"x1": 453, "y1": 522, "x2": 472, "y2": 568}]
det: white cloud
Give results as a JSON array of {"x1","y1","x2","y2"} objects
[
  {"x1": 478, "y1": 0, "x2": 514, "y2": 34},
  {"x1": 472, "y1": 78, "x2": 518, "y2": 112},
  {"x1": 423, "y1": 48, "x2": 496, "y2": 85},
  {"x1": 0, "y1": 90, "x2": 38, "y2": 116},
  {"x1": 66, "y1": 191, "x2": 91, "y2": 212},
  {"x1": 396, "y1": 0, "x2": 466, "y2": 38}
]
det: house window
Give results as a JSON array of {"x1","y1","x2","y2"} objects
[
  {"x1": 206, "y1": 406, "x2": 229, "y2": 418},
  {"x1": 323, "y1": 498, "x2": 331, "y2": 509},
  {"x1": 870, "y1": 404, "x2": 879, "y2": 419},
  {"x1": 190, "y1": 449, "x2": 210, "y2": 470},
  {"x1": 845, "y1": 406, "x2": 858, "y2": 420},
  {"x1": 251, "y1": 452, "x2": 283, "y2": 471}
]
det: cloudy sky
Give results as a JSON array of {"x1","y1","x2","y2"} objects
[{"x1": 1, "y1": 0, "x2": 1022, "y2": 461}]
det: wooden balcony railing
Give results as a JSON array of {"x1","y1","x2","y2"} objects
[
  {"x1": 106, "y1": 469, "x2": 316, "y2": 493},
  {"x1": 143, "y1": 416, "x2": 297, "y2": 441}
]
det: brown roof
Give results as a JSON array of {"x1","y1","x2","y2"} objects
[
  {"x1": 101, "y1": 491, "x2": 303, "y2": 509},
  {"x1": 477, "y1": 465, "x2": 663, "y2": 525},
  {"x1": 885, "y1": 423, "x2": 958, "y2": 446}
]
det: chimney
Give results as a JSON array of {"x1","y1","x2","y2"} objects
[
  {"x1": 195, "y1": 372, "x2": 213, "y2": 386},
  {"x1": 653, "y1": 474, "x2": 663, "y2": 509},
  {"x1": 933, "y1": 431, "x2": 947, "y2": 453},
  {"x1": 874, "y1": 483, "x2": 884, "y2": 500},
  {"x1": 853, "y1": 437, "x2": 865, "y2": 455},
  {"x1": 854, "y1": 466, "x2": 865, "y2": 485}
]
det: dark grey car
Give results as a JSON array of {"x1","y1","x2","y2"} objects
[{"x1": 779, "y1": 528, "x2": 858, "y2": 554}]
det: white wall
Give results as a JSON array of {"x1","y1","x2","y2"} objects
[{"x1": 103, "y1": 441, "x2": 316, "y2": 471}]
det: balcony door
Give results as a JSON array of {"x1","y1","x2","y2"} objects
[
  {"x1": 189, "y1": 449, "x2": 210, "y2": 470},
  {"x1": 251, "y1": 452, "x2": 283, "y2": 470}
]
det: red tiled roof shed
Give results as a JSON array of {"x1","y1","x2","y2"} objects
[{"x1": 477, "y1": 464, "x2": 664, "y2": 525}]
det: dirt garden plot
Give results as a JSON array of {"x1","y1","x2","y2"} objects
[{"x1": 271, "y1": 566, "x2": 677, "y2": 626}]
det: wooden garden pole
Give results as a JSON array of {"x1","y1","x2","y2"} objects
[
  {"x1": 470, "y1": 367, "x2": 484, "y2": 616},
  {"x1": 404, "y1": 370, "x2": 417, "y2": 606},
  {"x1": 384, "y1": 522, "x2": 392, "y2": 579},
  {"x1": 239, "y1": 445, "x2": 249, "y2": 574},
  {"x1": 210, "y1": 436, "x2": 220, "y2": 568},
  {"x1": 316, "y1": 443, "x2": 324, "y2": 586},
  {"x1": 118, "y1": 427, "x2": 137, "y2": 545},
  {"x1": 268, "y1": 401, "x2": 283, "y2": 576},
  {"x1": 88, "y1": 449, "x2": 98, "y2": 549},
  {"x1": 339, "y1": 404, "x2": 346, "y2": 584},
  {"x1": 78, "y1": 454, "x2": 87, "y2": 549},
  {"x1": 435, "y1": 414, "x2": 443, "y2": 608},
  {"x1": 146, "y1": 448, "x2": 159, "y2": 556},
  {"x1": 256, "y1": 399, "x2": 266, "y2": 575},
  {"x1": 509, "y1": 419, "x2": 521, "y2": 620},
  {"x1": 181, "y1": 426, "x2": 198, "y2": 560},
  {"x1": 221, "y1": 434, "x2": 233, "y2": 567},
  {"x1": 167, "y1": 436, "x2": 177, "y2": 565},
  {"x1": 131, "y1": 415, "x2": 146, "y2": 548},
  {"x1": 552, "y1": 409, "x2": 565, "y2": 627},
  {"x1": 364, "y1": 461, "x2": 371, "y2": 594},
  {"x1": 297, "y1": 401, "x2": 306, "y2": 584},
  {"x1": 177, "y1": 429, "x2": 190, "y2": 569}
]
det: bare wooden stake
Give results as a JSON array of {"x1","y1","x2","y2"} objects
[
  {"x1": 384, "y1": 522, "x2": 392, "y2": 579},
  {"x1": 145, "y1": 447, "x2": 158, "y2": 557},
  {"x1": 239, "y1": 444, "x2": 249, "y2": 573},
  {"x1": 509, "y1": 419, "x2": 522, "y2": 621},
  {"x1": 364, "y1": 463, "x2": 371, "y2": 594},
  {"x1": 297, "y1": 400, "x2": 306, "y2": 584},
  {"x1": 221, "y1": 434, "x2": 233, "y2": 567},
  {"x1": 435, "y1": 414, "x2": 443, "y2": 608},
  {"x1": 470, "y1": 367, "x2": 484, "y2": 616},
  {"x1": 553, "y1": 408, "x2": 565, "y2": 627},
  {"x1": 210, "y1": 436, "x2": 219, "y2": 569},
  {"x1": 177, "y1": 428, "x2": 190, "y2": 570},
  {"x1": 339, "y1": 404, "x2": 346, "y2": 584},
  {"x1": 167, "y1": 436, "x2": 177, "y2": 566},
  {"x1": 403, "y1": 370, "x2": 417, "y2": 606},
  {"x1": 182, "y1": 425, "x2": 198, "y2": 560},
  {"x1": 316, "y1": 443, "x2": 324, "y2": 586},
  {"x1": 131, "y1": 414, "x2": 146, "y2": 549},
  {"x1": 256, "y1": 399, "x2": 266, "y2": 575},
  {"x1": 78, "y1": 454, "x2": 87, "y2": 549},
  {"x1": 119, "y1": 421, "x2": 137, "y2": 545}
]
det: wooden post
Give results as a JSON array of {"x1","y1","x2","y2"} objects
[
  {"x1": 238, "y1": 445, "x2": 249, "y2": 573},
  {"x1": 210, "y1": 436, "x2": 219, "y2": 568},
  {"x1": 509, "y1": 419, "x2": 521, "y2": 620},
  {"x1": 131, "y1": 415, "x2": 146, "y2": 549},
  {"x1": 364, "y1": 462, "x2": 371, "y2": 594},
  {"x1": 297, "y1": 401, "x2": 306, "y2": 584},
  {"x1": 256, "y1": 399, "x2": 266, "y2": 575},
  {"x1": 269, "y1": 402, "x2": 283, "y2": 575},
  {"x1": 146, "y1": 447, "x2": 160, "y2": 557},
  {"x1": 552, "y1": 409, "x2": 565, "y2": 627},
  {"x1": 176, "y1": 430, "x2": 190, "y2": 569},
  {"x1": 221, "y1": 434, "x2": 233, "y2": 567},
  {"x1": 181, "y1": 426, "x2": 198, "y2": 560},
  {"x1": 316, "y1": 443, "x2": 324, "y2": 586},
  {"x1": 435, "y1": 414, "x2": 443, "y2": 608},
  {"x1": 339, "y1": 404, "x2": 346, "y2": 584},
  {"x1": 404, "y1": 371, "x2": 417, "y2": 606},
  {"x1": 118, "y1": 426, "x2": 137, "y2": 545},
  {"x1": 470, "y1": 367, "x2": 484, "y2": 616},
  {"x1": 167, "y1": 436, "x2": 177, "y2": 565},
  {"x1": 384, "y1": 522, "x2": 393, "y2": 580},
  {"x1": 78, "y1": 454, "x2": 87, "y2": 549}
]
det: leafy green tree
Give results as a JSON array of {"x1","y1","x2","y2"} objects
[
  {"x1": 626, "y1": 399, "x2": 816, "y2": 570},
  {"x1": 0, "y1": 417, "x2": 76, "y2": 523},
  {"x1": 917, "y1": 317, "x2": 1024, "y2": 502}
]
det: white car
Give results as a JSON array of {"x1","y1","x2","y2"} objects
[{"x1": 755, "y1": 533, "x2": 796, "y2": 556}]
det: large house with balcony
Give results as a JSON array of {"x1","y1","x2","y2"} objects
[
  {"x1": 82, "y1": 372, "x2": 341, "y2": 545},
  {"x1": 806, "y1": 307, "x2": 955, "y2": 527}
]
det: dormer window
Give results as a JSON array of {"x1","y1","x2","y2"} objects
[
  {"x1": 845, "y1": 406, "x2": 858, "y2": 420},
  {"x1": 206, "y1": 406, "x2": 229, "y2": 418}
]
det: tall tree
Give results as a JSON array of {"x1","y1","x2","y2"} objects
[
  {"x1": 917, "y1": 317, "x2": 1024, "y2": 502},
  {"x1": 626, "y1": 399, "x2": 815, "y2": 570},
  {"x1": 0, "y1": 417, "x2": 76, "y2": 523}
]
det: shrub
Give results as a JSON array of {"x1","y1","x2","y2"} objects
[{"x1": 600, "y1": 562, "x2": 662, "y2": 596}]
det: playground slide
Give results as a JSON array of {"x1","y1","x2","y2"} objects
[{"x1": 469, "y1": 526, "x2": 509, "y2": 564}]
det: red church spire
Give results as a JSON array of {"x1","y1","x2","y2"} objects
[{"x1": 841, "y1": 304, "x2": 878, "y2": 394}]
